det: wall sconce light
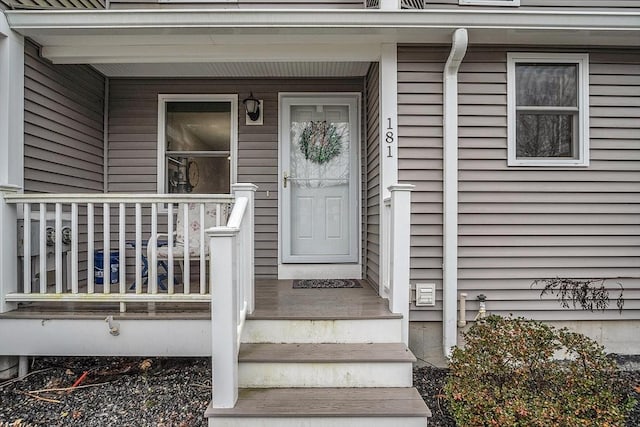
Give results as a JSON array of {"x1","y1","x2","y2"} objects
[{"x1": 242, "y1": 92, "x2": 263, "y2": 125}]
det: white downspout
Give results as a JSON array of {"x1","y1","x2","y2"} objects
[{"x1": 442, "y1": 28, "x2": 468, "y2": 359}]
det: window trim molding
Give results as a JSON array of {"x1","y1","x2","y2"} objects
[
  {"x1": 459, "y1": 0, "x2": 520, "y2": 6},
  {"x1": 157, "y1": 94, "x2": 238, "y2": 194},
  {"x1": 507, "y1": 52, "x2": 590, "y2": 167}
]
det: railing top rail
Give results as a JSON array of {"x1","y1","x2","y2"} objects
[
  {"x1": 4, "y1": 193, "x2": 235, "y2": 204},
  {"x1": 226, "y1": 196, "x2": 248, "y2": 229}
]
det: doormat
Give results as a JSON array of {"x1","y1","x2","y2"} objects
[{"x1": 293, "y1": 279, "x2": 362, "y2": 289}]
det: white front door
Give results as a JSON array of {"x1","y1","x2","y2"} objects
[{"x1": 281, "y1": 95, "x2": 359, "y2": 264}]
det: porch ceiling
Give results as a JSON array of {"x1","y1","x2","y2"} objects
[
  {"x1": 5, "y1": 9, "x2": 640, "y2": 66},
  {"x1": 92, "y1": 62, "x2": 372, "y2": 78}
]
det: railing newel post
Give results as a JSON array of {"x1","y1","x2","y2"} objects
[
  {"x1": 208, "y1": 225, "x2": 239, "y2": 409},
  {"x1": 388, "y1": 184, "x2": 414, "y2": 346},
  {"x1": 0, "y1": 185, "x2": 20, "y2": 313},
  {"x1": 231, "y1": 183, "x2": 257, "y2": 314}
]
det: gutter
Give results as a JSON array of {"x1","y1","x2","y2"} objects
[
  {"x1": 442, "y1": 28, "x2": 467, "y2": 359},
  {"x1": 5, "y1": 9, "x2": 640, "y2": 32}
]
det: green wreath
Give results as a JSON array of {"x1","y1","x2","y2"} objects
[{"x1": 298, "y1": 121, "x2": 342, "y2": 165}]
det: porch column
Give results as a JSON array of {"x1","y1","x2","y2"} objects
[
  {"x1": 0, "y1": 14, "x2": 24, "y2": 314},
  {"x1": 379, "y1": 43, "x2": 398, "y2": 298}
]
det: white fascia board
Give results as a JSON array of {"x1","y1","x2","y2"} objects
[
  {"x1": 42, "y1": 43, "x2": 383, "y2": 64},
  {"x1": 6, "y1": 9, "x2": 640, "y2": 33}
]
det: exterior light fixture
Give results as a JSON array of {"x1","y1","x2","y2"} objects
[{"x1": 242, "y1": 92, "x2": 261, "y2": 122}]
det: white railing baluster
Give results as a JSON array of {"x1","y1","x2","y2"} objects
[
  {"x1": 103, "y1": 203, "x2": 110, "y2": 294},
  {"x1": 55, "y1": 203, "x2": 62, "y2": 294},
  {"x1": 135, "y1": 203, "x2": 142, "y2": 294},
  {"x1": 23, "y1": 204, "x2": 30, "y2": 294},
  {"x1": 168, "y1": 203, "x2": 174, "y2": 295},
  {"x1": 119, "y1": 203, "x2": 126, "y2": 294},
  {"x1": 71, "y1": 203, "x2": 78, "y2": 294},
  {"x1": 4, "y1": 193, "x2": 238, "y2": 306},
  {"x1": 87, "y1": 203, "x2": 95, "y2": 294},
  {"x1": 39, "y1": 203, "x2": 46, "y2": 294},
  {"x1": 183, "y1": 202, "x2": 190, "y2": 294},
  {"x1": 150, "y1": 203, "x2": 158, "y2": 294},
  {"x1": 200, "y1": 203, "x2": 205, "y2": 295}
]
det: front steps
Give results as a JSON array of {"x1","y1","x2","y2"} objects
[
  {"x1": 238, "y1": 343, "x2": 415, "y2": 388},
  {"x1": 206, "y1": 387, "x2": 430, "y2": 427},
  {"x1": 207, "y1": 312, "x2": 431, "y2": 426}
]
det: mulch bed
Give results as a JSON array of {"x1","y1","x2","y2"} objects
[{"x1": 1, "y1": 357, "x2": 638, "y2": 426}]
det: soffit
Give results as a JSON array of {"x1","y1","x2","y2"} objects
[{"x1": 93, "y1": 62, "x2": 372, "y2": 78}]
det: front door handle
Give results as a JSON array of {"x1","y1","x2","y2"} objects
[{"x1": 283, "y1": 171, "x2": 289, "y2": 188}]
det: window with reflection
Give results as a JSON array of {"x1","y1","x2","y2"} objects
[
  {"x1": 164, "y1": 101, "x2": 231, "y2": 194},
  {"x1": 507, "y1": 54, "x2": 589, "y2": 167}
]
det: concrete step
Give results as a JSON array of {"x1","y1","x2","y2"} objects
[
  {"x1": 238, "y1": 343, "x2": 415, "y2": 388},
  {"x1": 206, "y1": 387, "x2": 431, "y2": 427},
  {"x1": 241, "y1": 317, "x2": 402, "y2": 344}
]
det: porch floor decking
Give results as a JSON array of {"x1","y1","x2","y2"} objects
[{"x1": 0, "y1": 279, "x2": 394, "y2": 320}]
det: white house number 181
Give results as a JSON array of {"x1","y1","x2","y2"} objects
[{"x1": 386, "y1": 118, "x2": 394, "y2": 158}]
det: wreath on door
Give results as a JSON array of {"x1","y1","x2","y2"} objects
[{"x1": 298, "y1": 121, "x2": 342, "y2": 165}]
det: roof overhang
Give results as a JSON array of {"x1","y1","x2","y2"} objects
[{"x1": 4, "y1": 9, "x2": 640, "y2": 67}]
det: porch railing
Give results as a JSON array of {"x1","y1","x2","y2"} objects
[
  {"x1": 3, "y1": 192, "x2": 235, "y2": 310},
  {"x1": 208, "y1": 183, "x2": 256, "y2": 409},
  {"x1": 382, "y1": 184, "x2": 414, "y2": 345}
]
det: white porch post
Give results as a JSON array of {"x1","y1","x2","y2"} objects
[
  {"x1": 0, "y1": 14, "x2": 24, "y2": 314},
  {"x1": 389, "y1": 184, "x2": 414, "y2": 346},
  {"x1": 231, "y1": 183, "x2": 257, "y2": 314},
  {"x1": 209, "y1": 226, "x2": 239, "y2": 409},
  {"x1": 379, "y1": 42, "x2": 398, "y2": 298}
]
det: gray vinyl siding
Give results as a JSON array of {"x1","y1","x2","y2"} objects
[
  {"x1": 399, "y1": 45, "x2": 640, "y2": 321},
  {"x1": 365, "y1": 63, "x2": 380, "y2": 289},
  {"x1": 108, "y1": 78, "x2": 364, "y2": 280},
  {"x1": 109, "y1": 0, "x2": 362, "y2": 9},
  {"x1": 24, "y1": 40, "x2": 105, "y2": 194},
  {"x1": 425, "y1": 0, "x2": 640, "y2": 10},
  {"x1": 398, "y1": 46, "x2": 448, "y2": 319}
]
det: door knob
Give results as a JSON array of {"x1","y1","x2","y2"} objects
[{"x1": 283, "y1": 171, "x2": 289, "y2": 188}]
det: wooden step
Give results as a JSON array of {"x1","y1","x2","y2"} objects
[
  {"x1": 238, "y1": 343, "x2": 415, "y2": 388},
  {"x1": 241, "y1": 318, "x2": 402, "y2": 344},
  {"x1": 206, "y1": 387, "x2": 431, "y2": 427},
  {"x1": 239, "y1": 343, "x2": 416, "y2": 363}
]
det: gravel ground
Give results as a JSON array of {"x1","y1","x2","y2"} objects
[
  {"x1": 1, "y1": 356, "x2": 638, "y2": 427},
  {"x1": 0, "y1": 357, "x2": 211, "y2": 427}
]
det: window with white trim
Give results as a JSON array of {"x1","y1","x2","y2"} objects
[
  {"x1": 507, "y1": 53, "x2": 589, "y2": 167},
  {"x1": 157, "y1": 95, "x2": 237, "y2": 194},
  {"x1": 459, "y1": 0, "x2": 519, "y2": 6}
]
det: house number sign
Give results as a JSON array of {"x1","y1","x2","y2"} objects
[{"x1": 386, "y1": 117, "x2": 394, "y2": 158}]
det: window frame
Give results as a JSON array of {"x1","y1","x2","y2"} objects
[
  {"x1": 459, "y1": 0, "x2": 520, "y2": 6},
  {"x1": 157, "y1": 94, "x2": 238, "y2": 194},
  {"x1": 507, "y1": 52, "x2": 590, "y2": 167}
]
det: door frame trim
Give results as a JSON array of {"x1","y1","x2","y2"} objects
[{"x1": 277, "y1": 92, "x2": 362, "y2": 274}]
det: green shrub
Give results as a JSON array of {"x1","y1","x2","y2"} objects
[{"x1": 445, "y1": 315, "x2": 635, "y2": 427}]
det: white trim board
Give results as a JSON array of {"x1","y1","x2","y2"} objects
[{"x1": 277, "y1": 263, "x2": 362, "y2": 280}]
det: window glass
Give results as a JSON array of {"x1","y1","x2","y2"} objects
[
  {"x1": 516, "y1": 114, "x2": 574, "y2": 158},
  {"x1": 166, "y1": 102, "x2": 231, "y2": 152},
  {"x1": 165, "y1": 101, "x2": 232, "y2": 194},
  {"x1": 516, "y1": 64, "x2": 577, "y2": 107}
]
